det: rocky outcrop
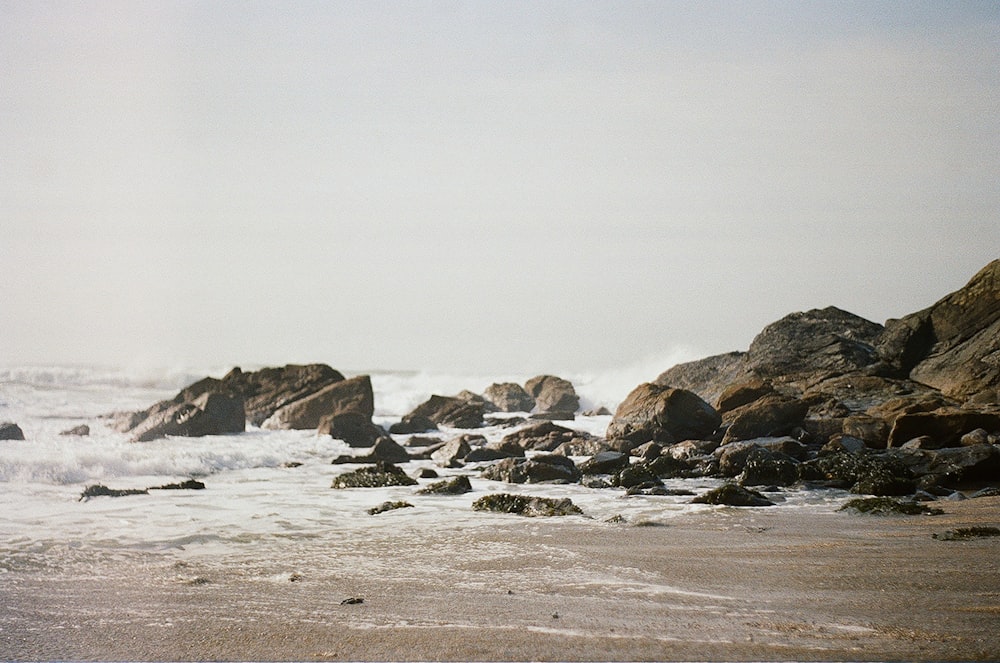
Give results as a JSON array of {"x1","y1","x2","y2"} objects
[
  {"x1": 524, "y1": 375, "x2": 579, "y2": 414},
  {"x1": 655, "y1": 352, "x2": 749, "y2": 406},
  {"x1": 129, "y1": 391, "x2": 245, "y2": 442},
  {"x1": 262, "y1": 375, "x2": 373, "y2": 430},
  {"x1": 0, "y1": 422, "x2": 25, "y2": 440},
  {"x1": 878, "y1": 259, "x2": 1000, "y2": 401},
  {"x1": 606, "y1": 383, "x2": 721, "y2": 446}
]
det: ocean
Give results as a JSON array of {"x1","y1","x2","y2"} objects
[{"x1": 0, "y1": 363, "x2": 848, "y2": 589}]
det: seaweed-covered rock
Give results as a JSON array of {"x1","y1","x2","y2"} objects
[
  {"x1": 331, "y1": 462, "x2": 419, "y2": 489},
  {"x1": 692, "y1": 484, "x2": 775, "y2": 507},
  {"x1": 368, "y1": 501, "x2": 414, "y2": 515},
  {"x1": 481, "y1": 455, "x2": 581, "y2": 484},
  {"x1": 612, "y1": 463, "x2": 664, "y2": 489},
  {"x1": 417, "y1": 475, "x2": 473, "y2": 495},
  {"x1": 471, "y1": 493, "x2": 583, "y2": 517},
  {"x1": 150, "y1": 479, "x2": 205, "y2": 490},
  {"x1": 799, "y1": 452, "x2": 916, "y2": 495},
  {"x1": 716, "y1": 438, "x2": 807, "y2": 477},
  {"x1": 933, "y1": 526, "x2": 1000, "y2": 540},
  {"x1": 839, "y1": 497, "x2": 943, "y2": 516},
  {"x1": 737, "y1": 446, "x2": 799, "y2": 487}
]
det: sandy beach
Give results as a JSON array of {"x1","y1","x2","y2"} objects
[{"x1": 3, "y1": 496, "x2": 999, "y2": 662}]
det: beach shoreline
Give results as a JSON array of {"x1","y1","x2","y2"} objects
[{"x1": 4, "y1": 497, "x2": 999, "y2": 661}]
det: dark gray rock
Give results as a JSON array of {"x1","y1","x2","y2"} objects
[
  {"x1": 331, "y1": 436, "x2": 411, "y2": 464},
  {"x1": 692, "y1": 484, "x2": 775, "y2": 507},
  {"x1": 417, "y1": 475, "x2": 473, "y2": 495},
  {"x1": 0, "y1": 422, "x2": 25, "y2": 440},
  {"x1": 331, "y1": 462, "x2": 419, "y2": 489},
  {"x1": 579, "y1": 451, "x2": 629, "y2": 475},
  {"x1": 263, "y1": 375, "x2": 374, "y2": 430},
  {"x1": 472, "y1": 493, "x2": 583, "y2": 517},
  {"x1": 888, "y1": 409, "x2": 1000, "y2": 448},
  {"x1": 318, "y1": 411, "x2": 388, "y2": 448},
  {"x1": 500, "y1": 421, "x2": 596, "y2": 452},
  {"x1": 655, "y1": 351, "x2": 749, "y2": 407},
  {"x1": 389, "y1": 415, "x2": 438, "y2": 435},
  {"x1": 130, "y1": 391, "x2": 245, "y2": 442},
  {"x1": 737, "y1": 447, "x2": 799, "y2": 487},
  {"x1": 480, "y1": 455, "x2": 581, "y2": 484}
]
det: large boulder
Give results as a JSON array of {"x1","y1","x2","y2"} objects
[
  {"x1": 262, "y1": 375, "x2": 373, "y2": 430},
  {"x1": 893, "y1": 444, "x2": 1000, "y2": 488},
  {"x1": 606, "y1": 383, "x2": 721, "y2": 446},
  {"x1": 400, "y1": 395, "x2": 484, "y2": 429},
  {"x1": 220, "y1": 364, "x2": 345, "y2": 426},
  {"x1": 721, "y1": 395, "x2": 809, "y2": 445},
  {"x1": 524, "y1": 375, "x2": 579, "y2": 414},
  {"x1": 483, "y1": 383, "x2": 536, "y2": 412},
  {"x1": 655, "y1": 352, "x2": 749, "y2": 407},
  {"x1": 0, "y1": 422, "x2": 25, "y2": 440},
  {"x1": 745, "y1": 306, "x2": 884, "y2": 380},
  {"x1": 878, "y1": 260, "x2": 1000, "y2": 401},
  {"x1": 130, "y1": 391, "x2": 245, "y2": 442},
  {"x1": 715, "y1": 378, "x2": 775, "y2": 414}
]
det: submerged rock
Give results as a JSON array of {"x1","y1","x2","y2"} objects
[
  {"x1": 933, "y1": 526, "x2": 1000, "y2": 540},
  {"x1": 839, "y1": 497, "x2": 943, "y2": 516},
  {"x1": 417, "y1": 475, "x2": 473, "y2": 495},
  {"x1": 472, "y1": 493, "x2": 583, "y2": 517},
  {"x1": 367, "y1": 501, "x2": 414, "y2": 515},
  {"x1": 79, "y1": 484, "x2": 148, "y2": 500},
  {"x1": 0, "y1": 422, "x2": 25, "y2": 440}
]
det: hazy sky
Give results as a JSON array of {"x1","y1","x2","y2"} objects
[{"x1": 3, "y1": 1, "x2": 999, "y2": 375}]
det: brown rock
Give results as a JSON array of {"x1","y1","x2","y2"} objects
[
  {"x1": 721, "y1": 395, "x2": 808, "y2": 445},
  {"x1": 888, "y1": 408, "x2": 1000, "y2": 448},
  {"x1": 262, "y1": 375, "x2": 373, "y2": 430},
  {"x1": 524, "y1": 375, "x2": 580, "y2": 414},
  {"x1": 607, "y1": 383, "x2": 721, "y2": 446}
]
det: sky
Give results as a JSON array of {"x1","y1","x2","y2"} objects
[{"x1": 2, "y1": 1, "x2": 999, "y2": 377}]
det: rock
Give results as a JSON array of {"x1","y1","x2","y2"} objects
[
  {"x1": 579, "y1": 451, "x2": 630, "y2": 475},
  {"x1": 612, "y1": 462, "x2": 664, "y2": 489},
  {"x1": 481, "y1": 455, "x2": 581, "y2": 484},
  {"x1": 715, "y1": 378, "x2": 775, "y2": 414},
  {"x1": 79, "y1": 484, "x2": 148, "y2": 500},
  {"x1": 883, "y1": 260, "x2": 1000, "y2": 400},
  {"x1": 262, "y1": 375, "x2": 373, "y2": 430},
  {"x1": 130, "y1": 391, "x2": 246, "y2": 442},
  {"x1": 842, "y1": 415, "x2": 892, "y2": 449},
  {"x1": 524, "y1": 375, "x2": 580, "y2": 414},
  {"x1": 483, "y1": 415, "x2": 529, "y2": 429},
  {"x1": 745, "y1": 306, "x2": 884, "y2": 379},
  {"x1": 0, "y1": 422, "x2": 25, "y2": 440},
  {"x1": 464, "y1": 438, "x2": 525, "y2": 463},
  {"x1": 821, "y1": 435, "x2": 868, "y2": 455},
  {"x1": 59, "y1": 424, "x2": 90, "y2": 436},
  {"x1": 389, "y1": 415, "x2": 438, "y2": 434},
  {"x1": 721, "y1": 395, "x2": 809, "y2": 445},
  {"x1": 222, "y1": 364, "x2": 346, "y2": 427},
  {"x1": 933, "y1": 526, "x2": 1000, "y2": 541},
  {"x1": 887, "y1": 409, "x2": 1000, "y2": 448},
  {"x1": 666, "y1": 439, "x2": 720, "y2": 460},
  {"x1": 416, "y1": 468, "x2": 439, "y2": 479},
  {"x1": 582, "y1": 406, "x2": 613, "y2": 416},
  {"x1": 895, "y1": 444, "x2": 1000, "y2": 488},
  {"x1": 716, "y1": 438, "x2": 808, "y2": 477},
  {"x1": 553, "y1": 437, "x2": 612, "y2": 457},
  {"x1": 500, "y1": 421, "x2": 596, "y2": 452},
  {"x1": 900, "y1": 435, "x2": 944, "y2": 450},
  {"x1": 401, "y1": 395, "x2": 484, "y2": 429},
  {"x1": 417, "y1": 475, "x2": 473, "y2": 495},
  {"x1": 457, "y1": 390, "x2": 499, "y2": 413},
  {"x1": 483, "y1": 383, "x2": 535, "y2": 413},
  {"x1": 331, "y1": 462, "x2": 419, "y2": 489},
  {"x1": 606, "y1": 383, "x2": 721, "y2": 446},
  {"x1": 431, "y1": 436, "x2": 474, "y2": 468},
  {"x1": 471, "y1": 493, "x2": 583, "y2": 517},
  {"x1": 799, "y1": 452, "x2": 916, "y2": 496},
  {"x1": 692, "y1": 484, "x2": 775, "y2": 507},
  {"x1": 331, "y1": 436, "x2": 412, "y2": 464},
  {"x1": 839, "y1": 497, "x2": 943, "y2": 516},
  {"x1": 403, "y1": 435, "x2": 444, "y2": 448},
  {"x1": 961, "y1": 428, "x2": 991, "y2": 446},
  {"x1": 529, "y1": 411, "x2": 576, "y2": 421},
  {"x1": 655, "y1": 351, "x2": 750, "y2": 407},
  {"x1": 631, "y1": 441, "x2": 663, "y2": 460},
  {"x1": 737, "y1": 446, "x2": 800, "y2": 487},
  {"x1": 368, "y1": 501, "x2": 414, "y2": 515},
  {"x1": 317, "y1": 411, "x2": 388, "y2": 448}
]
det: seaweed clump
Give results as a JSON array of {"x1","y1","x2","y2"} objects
[
  {"x1": 932, "y1": 527, "x2": 1000, "y2": 541},
  {"x1": 79, "y1": 484, "x2": 148, "y2": 501},
  {"x1": 839, "y1": 497, "x2": 943, "y2": 516},
  {"x1": 472, "y1": 493, "x2": 583, "y2": 517},
  {"x1": 691, "y1": 484, "x2": 775, "y2": 507}
]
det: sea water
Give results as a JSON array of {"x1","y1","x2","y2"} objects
[{"x1": 0, "y1": 364, "x2": 848, "y2": 585}]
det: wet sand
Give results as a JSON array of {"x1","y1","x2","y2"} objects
[{"x1": 3, "y1": 497, "x2": 1000, "y2": 661}]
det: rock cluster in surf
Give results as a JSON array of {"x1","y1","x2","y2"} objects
[{"x1": 92, "y1": 260, "x2": 1000, "y2": 512}]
